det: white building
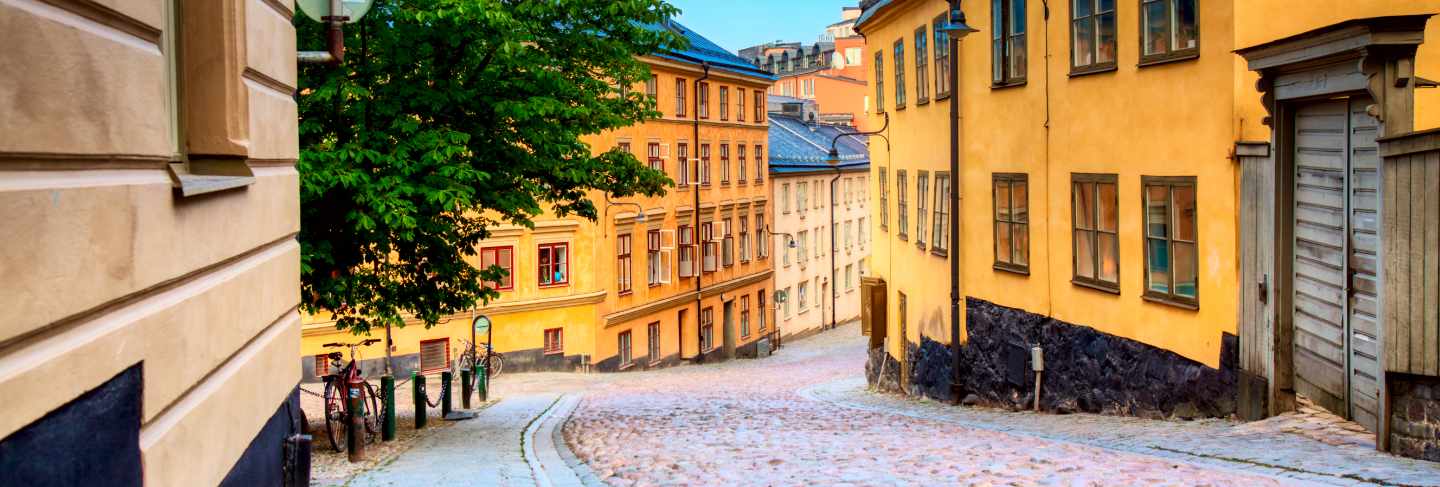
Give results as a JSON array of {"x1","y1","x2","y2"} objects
[{"x1": 768, "y1": 111, "x2": 870, "y2": 340}]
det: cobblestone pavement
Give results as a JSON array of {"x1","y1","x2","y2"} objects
[{"x1": 565, "y1": 321, "x2": 1440, "y2": 486}]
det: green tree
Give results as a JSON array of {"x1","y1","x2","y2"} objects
[{"x1": 297, "y1": 0, "x2": 682, "y2": 334}]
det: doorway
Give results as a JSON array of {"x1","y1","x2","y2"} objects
[{"x1": 722, "y1": 299, "x2": 736, "y2": 359}]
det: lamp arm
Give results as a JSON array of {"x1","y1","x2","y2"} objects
[{"x1": 827, "y1": 112, "x2": 890, "y2": 159}]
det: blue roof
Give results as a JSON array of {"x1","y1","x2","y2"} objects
[
  {"x1": 768, "y1": 114, "x2": 870, "y2": 174},
  {"x1": 648, "y1": 20, "x2": 777, "y2": 81}
]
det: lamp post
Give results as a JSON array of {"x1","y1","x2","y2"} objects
[
  {"x1": 827, "y1": 113, "x2": 890, "y2": 331},
  {"x1": 935, "y1": 1, "x2": 978, "y2": 404}
]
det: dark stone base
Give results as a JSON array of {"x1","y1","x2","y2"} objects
[
  {"x1": 219, "y1": 388, "x2": 305, "y2": 486},
  {"x1": 908, "y1": 338, "x2": 956, "y2": 403},
  {"x1": 592, "y1": 353, "x2": 683, "y2": 373},
  {"x1": 0, "y1": 363, "x2": 143, "y2": 487},
  {"x1": 954, "y1": 298, "x2": 1238, "y2": 418},
  {"x1": 865, "y1": 346, "x2": 902, "y2": 393},
  {"x1": 1388, "y1": 373, "x2": 1440, "y2": 462}
]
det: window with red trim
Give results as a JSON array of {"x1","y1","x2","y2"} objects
[
  {"x1": 480, "y1": 246, "x2": 514, "y2": 290},
  {"x1": 419, "y1": 338, "x2": 450, "y2": 374},
  {"x1": 544, "y1": 328, "x2": 563, "y2": 355},
  {"x1": 647, "y1": 142, "x2": 662, "y2": 172},
  {"x1": 538, "y1": 243, "x2": 569, "y2": 286}
]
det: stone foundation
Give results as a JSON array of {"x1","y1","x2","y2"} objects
[
  {"x1": 865, "y1": 346, "x2": 902, "y2": 393},
  {"x1": 1388, "y1": 373, "x2": 1440, "y2": 462}
]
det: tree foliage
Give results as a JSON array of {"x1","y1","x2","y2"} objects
[{"x1": 297, "y1": 0, "x2": 683, "y2": 334}]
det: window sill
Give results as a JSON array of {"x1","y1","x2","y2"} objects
[
  {"x1": 930, "y1": 248, "x2": 948, "y2": 258},
  {"x1": 1137, "y1": 51, "x2": 1199, "y2": 68},
  {"x1": 649, "y1": 359, "x2": 663, "y2": 367},
  {"x1": 993, "y1": 263, "x2": 1030, "y2": 276},
  {"x1": 897, "y1": 234, "x2": 908, "y2": 241},
  {"x1": 648, "y1": 283, "x2": 662, "y2": 288},
  {"x1": 895, "y1": 104, "x2": 907, "y2": 111},
  {"x1": 916, "y1": 242, "x2": 927, "y2": 251},
  {"x1": 916, "y1": 98, "x2": 930, "y2": 106},
  {"x1": 618, "y1": 362, "x2": 636, "y2": 371},
  {"x1": 1068, "y1": 64, "x2": 1118, "y2": 78},
  {"x1": 991, "y1": 80, "x2": 1027, "y2": 90},
  {"x1": 539, "y1": 283, "x2": 570, "y2": 289},
  {"x1": 618, "y1": 290, "x2": 634, "y2": 297},
  {"x1": 1142, "y1": 293, "x2": 1199, "y2": 310},
  {"x1": 1072, "y1": 279, "x2": 1120, "y2": 295},
  {"x1": 935, "y1": 91, "x2": 952, "y2": 101},
  {"x1": 168, "y1": 160, "x2": 255, "y2": 198},
  {"x1": 543, "y1": 350, "x2": 563, "y2": 356}
]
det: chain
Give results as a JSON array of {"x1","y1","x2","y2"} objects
[{"x1": 299, "y1": 386, "x2": 326, "y2": 398}]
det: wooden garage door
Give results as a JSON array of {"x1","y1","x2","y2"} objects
[{"x1": 1290, "y1": 96, "x2": 1381, "y2": 431}]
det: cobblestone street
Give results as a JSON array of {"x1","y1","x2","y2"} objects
[{"x1": 563, "y1": 322, "x2": 1440, "y2": 486}]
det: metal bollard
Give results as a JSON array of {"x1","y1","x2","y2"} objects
[
  {"x1": 381, "y1": 375, "x2": 396, "y2": 441},
  {"x1": 460, "y1": 368, "x2": 472, "y2": 409},
  {"x1": 477, "y1": 363, "x2": 487, "y2": 403},
  {"x1": 346, "y1": 377, "x2": 366, "y2": 462},
  {"x1": 413, "y1": 371, "x2": 427, "y2": 430},
  {"x1": 440, "y1": 370, "x2": 453, "y2": 418}
]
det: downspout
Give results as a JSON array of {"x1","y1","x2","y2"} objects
[
  {"x1": 689, "y1": 61, "x2": 711, "y2": 361},
  {"x1": 948, "y1": 0, "x2": 966, "y2": 404}
]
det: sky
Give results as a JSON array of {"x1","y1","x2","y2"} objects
[{"x1": 667, "y1": 0, "x2": 858, "y2": 54}]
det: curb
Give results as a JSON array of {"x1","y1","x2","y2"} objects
[{"x1": 522, "y1": 394, "x2": 603, "y2": 487}]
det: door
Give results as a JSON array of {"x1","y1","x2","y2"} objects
[
  {"x1": 722, "y1": 300, "x2": 736, "y2": 359},
  {"x1": 1290, "y1": 96, "x2": 1381, "y2": 431}
]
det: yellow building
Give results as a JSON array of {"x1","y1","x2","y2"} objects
[
  {"x1": 301, "y1": 19, "x2": 778, "y2": 377},
  {"x1": 2, "y1": 0, "x2": 305, "y2": 484},
  {"x1": 856, "y1": 0, "x2": 1440, "y2": 432}
]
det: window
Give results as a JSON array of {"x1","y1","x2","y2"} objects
[
  {"x1": 616, "y1": 234, "x2": 633, "y2": 294},
  {"x1": 757, "y1": 212, "x2": 769, "y2": 258},
  {"x1": 739, "y1": 216, "x2": 750, "y2": 263},
  {"x1": 933, "y1": 14, "x2": 953, "y2": 97},
  {"x1": 314, "y1": 354, "x2": 331, "y2": 377},
  {"x1": 702, "y1": 222, "x2": 717, "y2": 272},
  {"x1": 719, "y1": 86, "x2": 729, "y2": 121},
  {"x1": 1069, "y1": 174, "x2": 1121, "y2": 292},
  {"x1": 647, "y1": 230, "x2": 663, "y2": 286},
  {"x1": 754, "y1": 91, "x2": 765, "y2": 122},
  {"x1": 646, "y1": 75, "x2": 657, "y2": 99},
  {"x1": 874, "y1": 51, "x2": 885, "y2": 112},
  {"x1": 700, "y1": 144, "x2": 712, "y2": 186},
  {"x1": 916, "y1": 171, "x2": 930, "y2": 248},
  {"x1": 993, "y1": 173, "x2": 1030, "y2": 273},
  {"x1": 722, "y1": 218, "x2": 735, "y2": 267},
  {"x1": 618, "y1": 331, "x2": 633, "y2": 368},
  {"x1": 647, "y1": 143, "x2": 663, "y2": 172},
  {"x1": 758, "y1": 291, "x2": 767, "y2": 331},
  {"x1": 740, "y1": 295, "x2": 751, "y2": 338},
  {"x1": 700, "y1": 308, "x2": 714, "y2": 352},
  {"x1": 915, "y1": 26, "x2": 930, "y2": 103},
  {"x1": 738, "y1": 145, "x2": 748, "y2": 184},
  {"x1": 419, "y1": 338, "x2": 450, "y2": 373},
  {"x1": 720, "y1": 144, "x2": 730, "y2": 184},
  {"x1": 846, "y1": 264, "x2": 855, "y2": 290},
  {"x1": 893, "y1": 39, "x2": 906, "y2": 108},
  {"x1": 1072, "y1": 0, "x2": 1118, "y2": 73},
  {"x1": 798, "y1": 281, "x2": 809, "y2": 309},
  {"x1": 932, "y1": 173, "x2": 951, "y2": 255},
  {"x1": 879, "y1": 168, "x2": 889, "y2": 231},
  {"x1": 675, "y1": 78, "x2": 687, "y2": 117},
  {"x1": 845, "y1": 220, "x2": 853, "y2": 250},
  {"x1": 859, "y1": 217, "x2": 867, "y2": 248},
  {"x1": 480, "y1": 246, "x2": 514, "y2": 290},
  {"x1": 1140, "y1": 0, "x2": 1198, "y2": 64},
  {"x1": 1143, "y1": 176, "x2": 1198, "y2": 307},
  {"x1": 755, "y1": 145, "x2": 765, "y2": 183},
  {"x1": 782, "y1": 184, "x2": 791, "y2": 214},
  {"x1": 538, "y1": 242, "x2": 570, "y2": 286},
  {"x1": 783, "y1": 286, "x2": 794, "y2": 318},
  {"x1": 992, "y1": 0, "x2": 1028, "y2": 86},
  {"x1": 797, "y1": 182, "x2": 808, "y2": 216},
  {"x1": 677, "y1": 143, "x2": 690, "y2": 187},
  {"x1": 896, "y1": 170, "x2": 909, "y2": 240},
  {"x1": 618, "y1": 141, "x2": 631, "y2": 155},
  {"x1": 738, "y1": 88, "x2": 746, "y2": 122},
  {"x1": 797, "y1": 230, "x2": 808, "y2": 264},
  {"x1": 698, "y1": 82, "x2": 710, "y2": 119},
  {"x1": 647, "y1": 322, "x2": 661, "y2": 364},
  {"x1": 544, "y1": 328, "x2": 563, "y2": 355},
  {"x1": 679, "y1": 225, "x2": 697, "y2": 278}
]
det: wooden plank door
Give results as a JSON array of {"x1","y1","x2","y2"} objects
[
  {"x1": 1238, "y1": 142, "x2": 1278, "y2": 413},
  {"x1": 1344, "y1": 97, "x2": 1382, "y2": 431}
]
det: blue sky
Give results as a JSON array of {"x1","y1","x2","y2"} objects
[{"x1": 668, "y1": 0, "x2": 858, "y2": 54}]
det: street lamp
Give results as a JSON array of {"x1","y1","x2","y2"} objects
[
  {"x1": 936, "y1": 0, "x2": 977, "y2": 405},
  {"x1": 296, "y1": 0, "x2": 378, "y2": 64}
]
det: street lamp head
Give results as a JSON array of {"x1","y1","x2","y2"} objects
[
  {"x1": 787, "y1": 238, "x2": 798, "y2": 249},
  {"x1": 937, "y1": 5, "x2": 980, "y2": 39},
  {"x1": 634, "y1": 212, "x2": 647, "y2": 223}
]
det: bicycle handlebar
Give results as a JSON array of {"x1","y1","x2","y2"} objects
[
  {"x1": 362, "y1": 338, "x2": 382, "y2": 346},
  {"x1": 322, "y1": 342, "x2": 342, "y2": 348}
]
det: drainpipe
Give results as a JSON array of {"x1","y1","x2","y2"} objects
[
  {"x1": 689, "y1": 61, "x2": 711, "y2": 361},
  {"x1": 947, "y1": 0, "x2": 966, "y2": 404}
]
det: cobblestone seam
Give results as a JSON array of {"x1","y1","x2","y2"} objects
[
  {"x1": 552, "y1": 398, "x2": 606, "y2": 487},
  {"x1": 801, "y1": 378, "x2": 1440, "y2": 486}
]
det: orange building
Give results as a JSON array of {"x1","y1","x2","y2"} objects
[{"x1": 741, "y1": 9, "x2": 872, "y2": 129}]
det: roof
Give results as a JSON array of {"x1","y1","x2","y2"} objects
[
  {"x1": 767, "y1": 113, "x2": 870, "y2": 175},
  {"x1": 647, "y1": 20, "x2": 777, "y2": 81},
  {"x1": 853, "y1": 0, "x2": 894, "y2": 34}
]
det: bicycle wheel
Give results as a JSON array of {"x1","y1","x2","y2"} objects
[
  {"x1": 487, "y1": 353, "x2": 504, "y2": 378},
  {"x1": 362, "y1": 381, "x2": 382, "y2": 442},
  {"x1": 322, "y1": 379, "x2": 346, "y2": 452}
]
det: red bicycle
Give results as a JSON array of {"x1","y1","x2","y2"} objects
[{"x1": 320, "y1": 339, "x2": 384, "y2": 452}]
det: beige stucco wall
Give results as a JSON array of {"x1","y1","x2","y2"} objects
[
  {"x1": 0, "y1": 0, "x2": 300, "y2": 484},
  {"x1": 773, "y1": 169, "x2": 871, "y2": 338}
]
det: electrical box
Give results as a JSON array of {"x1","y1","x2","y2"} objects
[{"x1": 1031, "y1": 345, "x2": 1044, "y2": 372}]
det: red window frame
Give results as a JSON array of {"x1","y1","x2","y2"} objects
[
  {"x1": 419, "y1": 338, "x2": 450, "y2": 374},
  {"x1": 737, "y1": 145, "x2": 748, "y2": 186},
  {"x1": 720, "y1": 144, "x2": 730, "y2": 184},
  {"x1": 754, "y1": 145, "x2": 765, "y2": 183},
  {"x1": 314, "y1": 355, "x2": 331, "y2": 377},
  {"x1": 647, "y1": 142, "x2": 662, "y2": 172},
  {"x1": 647, "y1": 229, "x2": 662, "y2": 287},
  {"x1": 538, "y1": 242, "x2": 570, "y2": 287},
  {"x1": 677, "y1": 143, "x2": 690, "y2": 187},
  {"x1": 700, "y1": 144, "x2": 711, "y2": 186},
  {"x1": 698, "y1": 81, "x2": 710, "y2": 119},
  {"x1": 675, "y1": 78, "x2": 687, "y2": 117},
  {"x1": 480, "y1": 245, "x2": 514, "y2": 290},
  {"x1": 719, "y1": 86, "x2": 729, "y2": 121},
  {"x1": 616, "y1": 234, "x2": 633, "y2": 295},
  {"x1": 700, "y1": 308, "x2": 714, "y2": 352},
  {"x1": 544, "y1": 328, "x2": 563, "y2": 355},
  {"x1": 679, "y1": 225, "x2": 696, "y2": 278},
  {"x1": 737, "y1": 88, "x2": 746, "y2": 122},
  {"x1": 618, "y1": 330, "x2": 634, "y2": 367}
]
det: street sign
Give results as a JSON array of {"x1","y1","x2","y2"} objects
[
  {"x1": 473, "y1": 315, "x2": 491, "y2": 335},
  {"x1": 297, "y1": 0, "x2": 375, "y2": 24}
]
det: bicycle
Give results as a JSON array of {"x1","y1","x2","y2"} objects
[
  {"x1": 455, "y1": 339, "x2": 505, "y2": 379},
  {"x1": 320, "y1": 339, "x2": 385, "y2": 452}
]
